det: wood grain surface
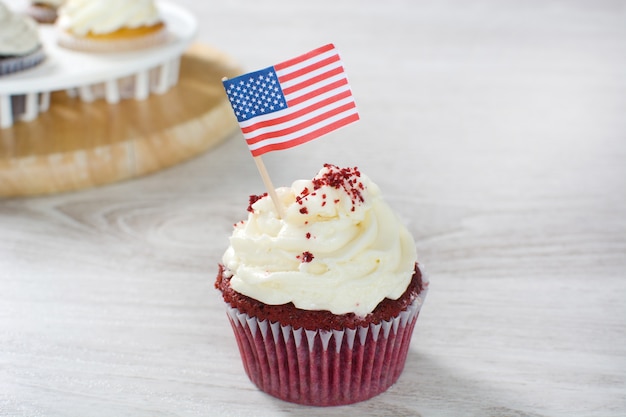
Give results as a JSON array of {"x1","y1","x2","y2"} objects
[{"x1": 1, "y1": 0, "x2": 625, "y2": 416}]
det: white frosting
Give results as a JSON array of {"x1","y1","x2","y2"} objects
[
  {"x1": 223, "y1": 165, "x2": 418, "y2": 316},
  {"x1": 57, "y1": 0, "x2": 161, "y2": 36},
  {"x1": 0, "y1": 3, "x2": 40, "y2": 56}
]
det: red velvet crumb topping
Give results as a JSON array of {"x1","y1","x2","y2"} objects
[{"x1": 247, "y1": 193, "x2": 268, "y2": 213}]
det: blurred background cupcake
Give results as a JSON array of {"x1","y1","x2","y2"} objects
[
  {"x1": 26, "y1": 0, "x2": 65, "y2": 24},
  {"x1": 0, "y1": 1, "x2": 45, "y2": 76},
  {"x1": 56, "y1": 0, "x2": 168, "y2": 52}
]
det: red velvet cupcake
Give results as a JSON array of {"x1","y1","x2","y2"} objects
[{"x1": 215, "y1": 164, "x2": 429, "y2": 406}]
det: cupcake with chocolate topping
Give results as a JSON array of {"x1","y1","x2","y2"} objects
[
  {"x1": 215, "y1": 164, "x2": 429, "y2": 406},
  {"x1": 0, "y1": 1, "x2": 45, "y2": 76},
  {"x1": 26, "y1": 0, "x2": 64, "y2": 24},
  {"x1": 56, "y1": 0, "x2": 168, "y2": 52}
]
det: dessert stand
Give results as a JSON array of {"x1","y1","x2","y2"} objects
[
  {"x1": 0, "y1": 2, "x2": 242, "y2": 197},
  {"x1": 0, "y1": 1, "x2": 195, "y2": 128}
]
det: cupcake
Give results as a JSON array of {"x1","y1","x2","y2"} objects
[
  {"x1": 26, "y1": 0, "x2": 64, "y2": 24},
  {"x1": 0, "y1": 1, "x2": 45, "y2": 76},
  {"x1": 56, "y1": 0, "x2": 168, "y2": 52},
  {"x1": 215, "y1": 164, "x2": 429, "y2": 406}
]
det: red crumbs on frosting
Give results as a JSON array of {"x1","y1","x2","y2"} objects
[
  {"x1": 248, "y1": 193, "x2": 268, "y2": 213},
  {"x1": 296, "y1": 164, "x2": 365, "y2": 215},
  {"x1": 296, "y1": 251, "x2": 314, "y2": 263}
]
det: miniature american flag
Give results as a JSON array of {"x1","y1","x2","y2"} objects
[{"x1": 222, "y1": 43, "x2": 359, "y2": 157}]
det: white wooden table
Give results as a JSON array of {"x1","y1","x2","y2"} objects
[{"x1": 1, "y1": 1, "x2": 625, "y2": 416}]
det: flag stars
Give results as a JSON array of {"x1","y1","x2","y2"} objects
[{"x1": 223, "y1": 67, "x2": 288, "y2": 122}]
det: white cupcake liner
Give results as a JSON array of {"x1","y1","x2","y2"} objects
[{"x1": 224, "y1": 287, "x2": 427, "y2": 406}]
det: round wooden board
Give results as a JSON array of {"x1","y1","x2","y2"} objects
[{"x1": 0, "y1": 43, "x2": 242, "y2": 197}]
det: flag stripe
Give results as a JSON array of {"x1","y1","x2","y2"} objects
[
  {"x1": 282, "y1": 73, "x2": 347, "y2": 106},
  {"x1": 277, "y1": 54, "x2": 341, "y2": 84},
  {"x1": 280, "y1": 65, "x2": 345, "y2": 97},
  {"x1": 277, "y1": 53, "x2": 342, "y2": 91},
  {"x1": 249, "y1": 112, "x2": 360, "y2": 157},
  {"x1": 241, "y1": 89, "x2": 354, "y2": 134},
  {"x1": 273, "y1": 43, "x2": 336, "y2": 72},
  {"x1": 286, "y1": 78, "x2": 349, "y2": 108},
  {"x1": 246, "y1": 106, "x2": 359, "y2": 149},
  {"x1": 244, "y1": 100, "x2": 357, "y2": 145}
]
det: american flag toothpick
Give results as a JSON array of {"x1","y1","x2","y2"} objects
[{"x1": 222, "y1": 43, "x2": 360, "y2": 217}]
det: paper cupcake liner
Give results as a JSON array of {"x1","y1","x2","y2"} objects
[
  {"x1": 57, "y1": 27, "x2": 170, "y2": 53},
  {"x1": 0, "y1": 46, "x2": 46, "y2": 77},
  {"x1": 225, "y1": 290, "x2": 427, "y2": 406}
]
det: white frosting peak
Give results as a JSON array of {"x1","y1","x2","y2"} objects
[
  {"x1": 223, "y1": 165, "x2": 418, "y2": 316},
  {"x1": 0, "y1": 3, "x2": 40, "y2": 56},
  {"x1": 57, "y1": 0, "x2": 161, "y2": 36}
]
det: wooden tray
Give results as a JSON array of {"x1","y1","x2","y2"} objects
[{"x1": 0, "y1": 43, "x2": 242, "y2": 197}]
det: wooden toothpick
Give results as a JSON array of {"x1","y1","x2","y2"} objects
[
  {"x1": 253, "y1": 156, "x2": 285, "y2": 219},
  {"x1": 222, "y1": 76, "x2": 284, "y2": 218}
]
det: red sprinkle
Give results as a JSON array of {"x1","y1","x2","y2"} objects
[
  {"x1": 299, "y1": 251, "x2": 314, "y2": 263},
  {"x1": 312, "y1": 164, "x2": 364, "y2": 202},
  {"x1": 306, "y1": 232, "x2": 311, "y2": 239},
  {"x1": 295, "y1": 164, "x2": 366, "y2": 215},
  {"x1": 247, "y1": 193, "x2": 267, "y2": 213}
]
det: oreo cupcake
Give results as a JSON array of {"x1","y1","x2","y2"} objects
[
  {"x1": 215, "y1": 164, "x2": 429, "y2": 406},
  {"x1": 0, "y1": 1, "x2": 45, "y2": 76}
]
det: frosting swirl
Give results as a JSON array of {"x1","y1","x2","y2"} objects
[
  {"x1": 57, "y1": 0, "x2": 161, "y2": 36},
  {"x1": 0, "y1": 3, "x2": 40, "y2": 56},
  {"x1": 223, "y1": 164, "x2": 418, "y2": 316}
]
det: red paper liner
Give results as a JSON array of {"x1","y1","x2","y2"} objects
[{"x1": 225, "y1": 292, "x2": 426, "y2": 406}]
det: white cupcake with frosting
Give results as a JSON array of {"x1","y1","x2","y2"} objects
[
  {"x1": 0, "y1": 1, "x2": 45, "y2": 76},
  {"x1": 56, "y1": 0, "x2": 168, "y2": 52}
]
